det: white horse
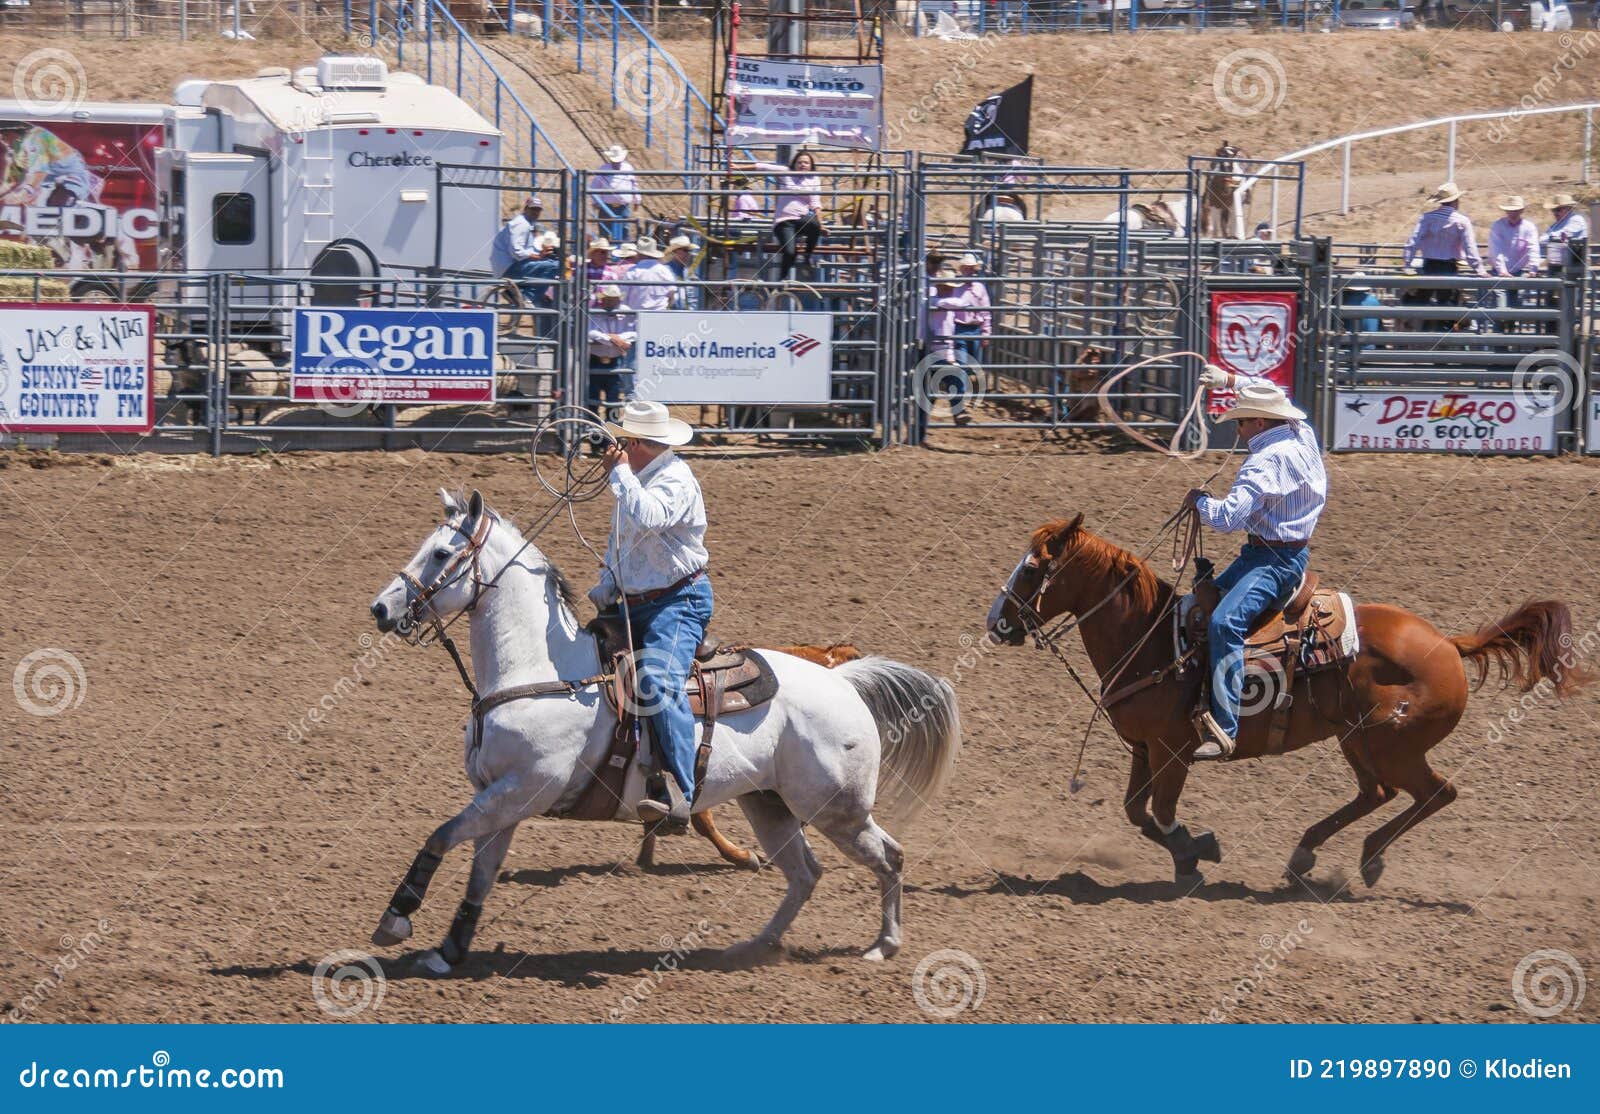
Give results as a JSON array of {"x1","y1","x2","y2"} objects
[
  {"x1": 367, "y1": 489, "x2": 962, "y2": 971},
  {"x1": 1100, "y1": 196, "x2": 1191, "y2": 236}
]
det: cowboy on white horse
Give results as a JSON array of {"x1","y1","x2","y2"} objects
[
  {"x1": 591, "y1": 400, "x2": 713, "y2": 830},
  {"x1": 1184, "y1": 369, "x2": 1327, "y2": 761}
]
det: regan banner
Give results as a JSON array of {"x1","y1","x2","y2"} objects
[
  {"x1": 291, "y1": 308, "x2": 497, "y2": 406},
  {"x1": 0, "y1": 302, "x2": 154, "y2": 433},
  {"x1": 726, "y1": 58, "x2": 883, "y2": 150},
  {"x1": 1206, "y1": 289, "x2": 1298, "y2": 418},
  {"x1": 634, "y1": 311, "x2": 832, "y2": 404}
]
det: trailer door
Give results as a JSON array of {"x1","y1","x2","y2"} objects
[{"x1": 183, "y1": 152, "x2": 270, "y2": 274}]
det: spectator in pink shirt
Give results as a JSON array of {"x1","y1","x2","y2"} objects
[
  {"x1": 1401, "y1": 181, "x2": 1486, "y2": 331},
  {"x1": 1489, "y1": 194, "x2": 1541, "y2": 312},
  {"x1": 923, "y1": 263, "x2": 977, "y2": 427},
  {"x1": 727, "y1": 174, "x2": 763, "y2": 221},
  {"x1": 739, "y1": 150, "x2": 826, "y2": 282},
  {"x1": 953, "y1": 252, "x2": 992, "y2": 372}
]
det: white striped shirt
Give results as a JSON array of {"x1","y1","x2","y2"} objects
[{"x1": 1197, "y1": 383, "x2": 1327, "y2": 543}]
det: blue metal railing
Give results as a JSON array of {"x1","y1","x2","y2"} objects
[
  {"x1": 345, "y1": 0, "x2": 572, "y2": 171},
  {"x1": 914, "y1": 0, "x2": 1339, "y2": 33},
  {"x1": 499, "y1": 0, "x2": 721, "y2": 170}
]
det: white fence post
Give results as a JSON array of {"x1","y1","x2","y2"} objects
[
  {"x1": 1585, "y1": 108, "x2": 1593, "y2": 184},
  {"x1": 1446, "y1": 120, "x2": 1456, "y2": 184},
  {"x1": 1341, "y1": 141, "x2": 1350, "y2": 215}
]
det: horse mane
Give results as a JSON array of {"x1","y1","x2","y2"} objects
[
  {"x1": 479, "y1": 511, "x2": 583, "y2": 617},
  {"x1": 1029, "y1": 516, "x2": 1169, "y2": 616}
]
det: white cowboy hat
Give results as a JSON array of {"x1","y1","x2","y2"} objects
[
  {"x1": 602, "y1": 144, "x2": 629, "y2": 163},
  {"x1": 613, "y1": 243, "x2": 638, "y2": 259},
  {"x1": 633, "y1": 236, "x2": 664, "y2": 259},
  {"x1": 934, "y1": 262, "x2": 960, "y2": 282},
  {"x1": 587, "y1": 237, "x2": 612, "y2": 252},
  {"x1": 1498, "y1": 194, "x2": 1528, "y2": 211},
  {"x1": 606, "y1": 399, "x2": 693, "y2": 447},
  {"x1": 596, "y1": 283, "x2": 623, "y2": 299},
  {"x1": 1216, "y1": 381, "x2": 1307, "y2": 424},
  {"x1": 1427, "y1": 181, "x2": 1463, "y2": 205},
  {"x1": 1545, "y1": 192, "x2": 1579, "y2": 210},
  {"x1": 534, "y1": 231, "x2": 560, "y2": 251},
  {"x1": 1345, "y1": 270, "x2": 1372, "y2": 292},
  {"x1": 667, "y1": 234, "x2": 694, "y2": 251},
  {"x1": 958, "y1": 252, "x2": 982, "y2": 267}
]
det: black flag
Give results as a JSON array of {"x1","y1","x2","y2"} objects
[{"x1": 961, "y1": 76, "x2": 1032, "y2": 156}]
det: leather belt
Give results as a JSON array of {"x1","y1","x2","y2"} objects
[
  {"x1": 1247, "y1": 535, "x2": 1308, "y2": 551},
  {"x1": 623, "y1": 569, "x2": 704, "y2": 608}
]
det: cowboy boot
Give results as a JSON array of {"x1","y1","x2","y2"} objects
[{"x1": 1191, "y1": 710, "x2": 1237, "y2": 762}]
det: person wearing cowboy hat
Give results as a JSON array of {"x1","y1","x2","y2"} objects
[
  {"x1": 1402, "y1": 181, "x2": 1486, "y2": 331},
  {"x1": 590, "y1": 400, "x2": 711, "y2": 830},
  {"x1": 490, "y1": 195, "x2": 546, "y2": 292},
  {"x1": 951, "y1": 252, "x2": 992, "y2": 373},
  {"x1": 606, "y1": 240, "x2": 638, "y2": 283},
  {"x1": 592, "y1": 144, "x2": 639, "y2": 244},
  {"x1": 1183, "y1": 368, "x2": 1327, "y2": 761},
  {"x1": 584, "y1": 237, "x2": 613, "y2": 295},
  {"x1": 1488, "y1": 195, "x2": 1540, "y2": 309},
  {"x1": 623, "y1": 236, "x2": 677, "y2": 313},
  {"x1": 585, "y1": 284, "x2": 637, "y2": 419},
  {"x1": 665, "y1": 233, "x2": 699, "y2": 309},
  {"x1": 1541, "y1": 193, "x2": 1588, "y2": 268},
  {"x1": 921, "y1": 263, "x2": 979, "y2": 431}
]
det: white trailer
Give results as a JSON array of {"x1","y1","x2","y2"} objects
[{"x1": 1, "y1": 55, "x2": 503, "y2": 314}]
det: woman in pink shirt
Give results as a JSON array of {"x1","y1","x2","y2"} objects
[{"x1": 741, "y1": 150, "x2": 825, "y2": 281}]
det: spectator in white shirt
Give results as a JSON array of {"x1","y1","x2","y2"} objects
[
  {"x1": 585, "y1": 284, "x2": 637, "y2": 420},
  {"x1": 489, "y1": 195, "x2": 542, "y2": 284},
  {"x1": 623, "y1": 237, "x2": 678, "y2": 313},
  {"x1": 1542, "y1": 192, "x2": 1589, "y2": 269},
  {"x1": 592, "y1": 144, "x2": 640, "y2": 244},
  {"x1": 1488, "y1": 195, "x2": 1541, "y2": 312}
]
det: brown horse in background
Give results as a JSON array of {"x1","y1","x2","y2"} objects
[
  {"x1": 1200, "y1": 141, "x2": 1250, "y2": 238},
  {"x1": 987, "y1": 515, "x2": 1584, "y2": 885},
  {"x1": 640, "y1": 642, "x2": 865, "y2": 870}
]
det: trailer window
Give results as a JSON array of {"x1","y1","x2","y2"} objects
[{"x1": 211, "y1": 193, "x2": 255, "y2": 245}]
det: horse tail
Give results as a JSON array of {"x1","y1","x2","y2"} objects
[
  {"x1": 1450, "y1": 600, "x2": 1587, "y2": 698},
  {"x1": 835, "y1": 656, "x2": 961, "y2": 828}
]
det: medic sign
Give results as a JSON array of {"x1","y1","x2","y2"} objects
[
  {"x1": 1207, "y1": 290, "x2": 1298, "y2": 418},
  {"x1": 1333, "y1": 390, "x2": 1558, "y2": 455},
  {"x1": 0, "y1": 303, "x2": 155, "y2": 433}
]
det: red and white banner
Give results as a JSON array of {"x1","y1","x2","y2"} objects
[
  {"x1": 1206, "y1": 290, "x2": 1298, "y2": 418},
  {"x1": 1333, "y1": 390, "x2": 1557, "y2": 455}
]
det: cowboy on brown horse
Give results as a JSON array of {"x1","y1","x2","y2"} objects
[{"x1": 1183, "y1": 368, "x2": 1325, "y2": 760}]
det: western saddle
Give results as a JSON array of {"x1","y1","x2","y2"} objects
[
  {"x1": 1181, "y1": 558, "x2": 1358, "y2": 754},
  {"x1": 540, "y1": 614, "x2": 779, "y2": 822}
]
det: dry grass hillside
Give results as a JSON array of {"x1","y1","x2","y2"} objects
[{"x1": 3, "y1": 27, "x2": 1597, "y2": 242}]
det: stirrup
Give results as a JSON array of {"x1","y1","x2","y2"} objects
[
  {"x1": 637, "y1": 773, "x2": 690, "y2": 834},
  {"x1": 1191, "y1": 711, "x2": 1236, "y2": 762}
]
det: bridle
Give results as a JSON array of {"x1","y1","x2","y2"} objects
[{"x1": 395, "y1": 509, "x2": 499, "y2": 648}]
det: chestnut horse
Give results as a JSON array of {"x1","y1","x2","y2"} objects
[
  {"x1": 1200, "y1": 142, "x2": 1249, "y2": 238},
  {"x1": 643, "y1": 642, "x2": 865, "y2": 870},
  {"x1": 987, "y1": 514, "x2": 1583, "y2": 885}
]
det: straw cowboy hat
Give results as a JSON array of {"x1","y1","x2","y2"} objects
[
  {"x1": 1546, "y1": 192, "x2": 1579, "y2": 210},
  {"x1": 1216, "y1": 381, "x2": 1307, "y2": 424},
  {"x1": 1427, "y1": 181, "x2": 1463, "y2": 205},
  {"x1": 934, "y1": 262, "x2": 960, "y2": 283},
  {"x1": 613, "y1": 242, "x2": 638, "y2": 259},
  {"x1": 1346, "y1": 270, "x2": 1372, "y2": 292},
  {"x1": 606, "y1": 399, "x2": 693, "y2": 447},
  {"x1": 1498, "y1": 194, "x2": 1529, "y2": 211},
  {"x1": 587, "y1": 237, "x2": 612, "y2": 253},
  {"x1": 667, "y1": 234, "x2": 695, "y2": 252},
  {"x1": 633, "y1": 236, "x2": 664, "y2": 259},
  {"x1": 596, "y1": 284, "x2": 623, "y2": 300},
  {"x1": 958, "y1": 252, "x2": 982, "y2": 268},
  {"x1": 602, "y1": 144, "x2": 629, "y2": 163}
]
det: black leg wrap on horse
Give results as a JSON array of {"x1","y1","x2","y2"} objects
[
  {"x1": 439, "y1": 899, "x2": 482, "y2": 966},
  {"x1": 388, "y1": 848, "x2": 443, "y2": 917}
]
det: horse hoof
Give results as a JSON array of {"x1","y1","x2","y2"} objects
[
  {"x1": 1287, "y1": 846, "x2": 1316, "y2": 878},
  {"x1": 415, "y1": 949, "x2": 454, "y2": 977},
  {"x1": 739, "y1": 851, "x2": 765, "y2": 872},
  {"x1": 862, "y1": 939, "x2": 899, "y2": 962},
  {"x1": 1360, "y1": 854, "x2": 1386, "y2": 887},
  {"x1": 718, "y1": 938, "x2": 784, "y2": 969},
  {"x1": 1192, "y1": 830, "x2": 1223, "y2": 864},
  {"x1": 372, "y1": 910, "x2": 413, "y2": 948},
  {"x1": 1173, "y1": 861, "x2": 1203, "y2": 884}
]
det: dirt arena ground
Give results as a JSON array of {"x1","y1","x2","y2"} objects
[{"x1": 2, "y1": 440, "x2": 1597, "y2": 1023}]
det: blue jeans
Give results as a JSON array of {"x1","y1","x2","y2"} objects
[
  {"x1": 586, "y1": 355, "x2": 635, "y2": 416},
  {"x1": 625, "y1": 575, "x2": 714, "y2": 801},
  {"x1": 1207, "y1": 544, "x2": 1309, "y2": 739},
  {"x1": 502, "y1": 259, "x2": 540, "y2": 301}
]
